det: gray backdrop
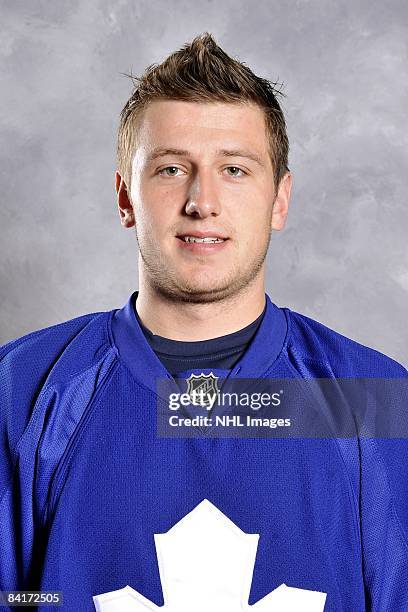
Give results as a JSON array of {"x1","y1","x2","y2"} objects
[{"x1": 1, "y1": 0, "x2": 407, "y2": 366}]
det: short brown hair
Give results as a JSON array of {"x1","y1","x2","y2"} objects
[{"x1": 117, "y1": 32, "x2": 289, "y2": 193}]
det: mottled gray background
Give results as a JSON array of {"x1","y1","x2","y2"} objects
[{"x1": 1, "y1": 0, "x2": 407, "y2": 366}]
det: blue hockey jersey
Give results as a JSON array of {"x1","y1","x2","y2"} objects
[{"x1": 1, "y1": 292, "x2": 408, "y2": 611}]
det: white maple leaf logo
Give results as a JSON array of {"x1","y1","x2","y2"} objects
[{"x1": 93, "y1": 499, "x2": 327, "y2": 611}]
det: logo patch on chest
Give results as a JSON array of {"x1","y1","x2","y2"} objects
[{"x1": 93, "y1": 499, "x2": 327, "y2": 611}]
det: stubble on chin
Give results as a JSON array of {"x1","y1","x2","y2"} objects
[{"x1": 136, "y1": 229, "x2": 271, "y2": 304}]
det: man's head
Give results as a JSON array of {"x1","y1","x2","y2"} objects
[{"x1": 115, "y1": 33, "x2": 292, "y2": 304}]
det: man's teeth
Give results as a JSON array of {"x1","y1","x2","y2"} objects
[{"x1": 183, "y1": 236, "x2": 225, "y2": 243}]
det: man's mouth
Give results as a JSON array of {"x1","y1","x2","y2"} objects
[
  {"x1": 175, "y1": 232, "x2": 229, "y2": 253},
  {"x1": 176, "y1": 231, "x2": 229, "y2": 243},
  {"x1": 180, "y1": 236, "x2": 225, "y2": 244}
]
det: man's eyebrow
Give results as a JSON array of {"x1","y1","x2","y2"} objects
[
  {"x1": 217, "y1": 148, "x2": 265, "y2": 167},
  {"x1": 146, "y1": 148, "x2": 190, "y2": 163},
  {"x1": 145, "y1": 147, "x2": 265, "y2": 167}
]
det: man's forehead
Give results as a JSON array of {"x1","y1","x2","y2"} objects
[
  {"x1": 139, "y1": 99, "x2": 267, "y2": 137},
  {"x1": 134, "y1": 100, "x2": 270, "y2": 164}
]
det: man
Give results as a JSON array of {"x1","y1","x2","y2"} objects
[{"x1": 1, "y1": 32, "x2": 407, "y2": 612}]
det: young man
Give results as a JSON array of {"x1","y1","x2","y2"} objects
[{"x1": 1, "y1": 33, "x2": 407, "y2": 612}]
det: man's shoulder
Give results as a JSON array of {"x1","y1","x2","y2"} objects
[
  {"x1": 283, "y1": 306, "x2": 407, "y2": 377},
  {"x1": 0, "y1": 308, "x2": 114, "y2": 384},
  {"x1": 0, "y1": 309, "x2": 118, "y2": 453}
]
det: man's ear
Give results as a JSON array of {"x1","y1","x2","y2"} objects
[
  {"x1": 115, "y1": 171, "x2": 135, "y2": 228},
  {"x1": 271, "y1": 172, "x2": 292, "y2": 231}
]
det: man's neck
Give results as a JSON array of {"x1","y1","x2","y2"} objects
[{"x1": 135, "y1": 279, "x2": 266, "y2": 342}]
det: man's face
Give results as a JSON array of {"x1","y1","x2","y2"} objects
[{"x1": 120, "y1": 100, "x2": 290, "y2": 303}]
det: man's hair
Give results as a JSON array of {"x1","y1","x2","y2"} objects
[{"x1": 117, "y1": 32, "x2": 289, "y2": 193}]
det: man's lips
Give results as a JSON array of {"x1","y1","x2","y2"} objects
[
  {"x1": 176, "y1": 231, "x2": 229, "y2": 241},
  {"x1": 175, "y1": 232, "x2": 230, "y2": 253}
]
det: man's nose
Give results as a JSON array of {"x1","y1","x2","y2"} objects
[{"x1": 185, "y1": 168, "x2": 221, "y2": 218}]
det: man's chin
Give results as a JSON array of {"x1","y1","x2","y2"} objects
[{"x1": 155, "y1": 279, "x2": 238, "y2": 304}]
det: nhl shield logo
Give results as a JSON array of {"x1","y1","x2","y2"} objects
[{"x1": 186, "y1": 372, "x2": 220, "y2": 407}]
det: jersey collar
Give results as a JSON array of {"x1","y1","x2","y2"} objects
[{"x1": 110, "y1": 291, "x2": 288, "y2": 397}]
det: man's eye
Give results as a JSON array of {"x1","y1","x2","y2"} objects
[
  {"x1": 157, "y1": 166, "x2": 246, "y2": 178},
  {"x1": 158, "y1": 166, "x2": 183, "y2": 177},
  {"x1": 225, "y1": 166, "x2": 246, "y2": 177}
]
